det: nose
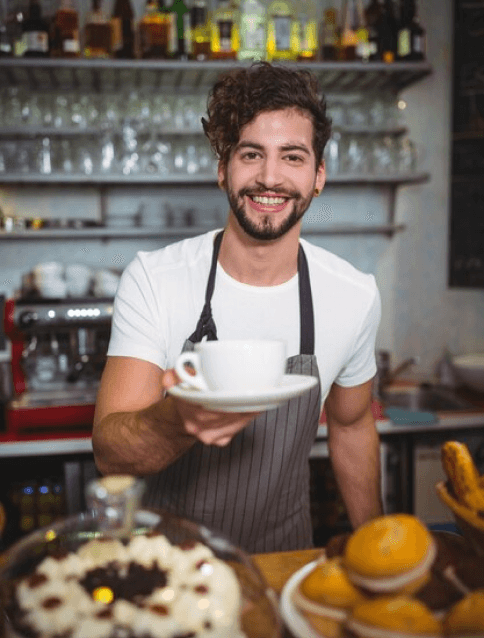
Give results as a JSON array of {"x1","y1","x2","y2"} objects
[{"x1": 256, "y1": 156, "x2": 283, "y2": 190}]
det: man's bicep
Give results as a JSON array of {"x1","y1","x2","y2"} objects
[
  {"x1": 93, "y1": 356, "x2": 165, "y2": 427},
  {"x1": 325, "y1": 379, "x2": 374, "y2": 426}
]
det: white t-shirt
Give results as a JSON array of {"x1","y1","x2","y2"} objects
[{"x1": 108, "y1": 230, "x2": 381, "y2": 404}]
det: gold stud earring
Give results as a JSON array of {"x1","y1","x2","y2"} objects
[
  {"x1": 218, "y1": 180, "x2": 225, "y2": 190},
  {"x1": 314, "y1": 188, "x2": 321, "y2": 196}
]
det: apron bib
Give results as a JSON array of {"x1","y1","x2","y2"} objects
[{"x1": 145, "y1": 232, "x2": 322, "y2": 553}]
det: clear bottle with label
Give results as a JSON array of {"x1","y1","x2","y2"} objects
[
  {"x1": 22, "y1": 0, "x2": 50, "y2": 57},
  {"x1": 266, "y1": 0, "x2": 298, "y2": 61},
  {"x1": 189, "y1": 0, "x2": 211, "y2": 59},
  {"x1": 84, "y1": 0, "x2": 112, "y2": 58},
  {"x1": 296, "y1": 0, "x2": 318, "y2": 61},
  {"x1": 397, "y1": 0, "x2": 425, "y2": 61},
  {"x1": 210, "y1": 0, "x2": 239, "y2": 60},
  {"x1": 339, "y1": 0, "x2": 357, "y2": 60},
  {"x1": 111, "y1": 0, "x2": 135, "y2": 58},
  {"x1": 238, "y1": 0, "x2": 267, "y2": 60},
  {"x1": 50, "y1": 0, "x2": 80, "y2": 58}
]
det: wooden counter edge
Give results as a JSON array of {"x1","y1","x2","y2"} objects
[{"x1": 251, "y1": 548, "x2": 323, "y2": 596}]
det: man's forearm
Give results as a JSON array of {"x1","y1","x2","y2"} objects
[
  {"x1": 328, "y1": 414, "x2": 383, "y2": 529},
  {"x1": 92, "y1": 397, "x2": 196, "y2": 476}
]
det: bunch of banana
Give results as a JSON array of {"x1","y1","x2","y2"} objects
[{"x1": 441, "y1": 441, "x2": 484, "y2": 514}]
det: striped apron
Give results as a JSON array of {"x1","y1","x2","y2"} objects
[{"x1": 145, "y1": 231, "x2": 322, "y2": 553}]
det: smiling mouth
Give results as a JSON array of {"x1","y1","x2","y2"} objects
[{"x1": 250, "y1": 195, "x2": 288, "y2": 205}]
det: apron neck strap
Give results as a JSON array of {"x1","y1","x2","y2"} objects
[{"x1": 189, "y1": 231, "x2": 315, "y2": 355}]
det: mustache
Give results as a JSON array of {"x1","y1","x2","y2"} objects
[{"x1": 238, "y1": 186, "x2": 302, "y2": 199}]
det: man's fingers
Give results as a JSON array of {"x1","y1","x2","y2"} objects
[{"x1": 162, "y1": 369, "x2": 181, "y2": 389}]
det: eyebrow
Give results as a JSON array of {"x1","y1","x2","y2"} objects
[{"x1": 235, "y1": 141, "x2": 312, "y2": 155}]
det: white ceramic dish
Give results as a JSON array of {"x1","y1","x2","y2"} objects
[
  {"x1": 168, "y1": 374, "x2": 318, "y2": 412},
  {"x1": 280, "y1": 560, "x2": 323, "y2": 638}
]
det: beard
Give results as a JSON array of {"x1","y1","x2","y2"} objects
[{"x1": 226, "y1": 184, "x2": 314, "y2": 241}]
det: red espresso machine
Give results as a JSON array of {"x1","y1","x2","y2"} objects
[{"x1": 3, "y1": 298, "x2": 113, "y2": 434}]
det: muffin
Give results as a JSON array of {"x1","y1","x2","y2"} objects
[
  {"x1": 344, "y1": 514, "x2": 437, "y2": 595},
  {"x1": 347, "y1": 595, "x2": 443, "y2": 638},
  {"x1": 443, "y1": 590, "x2": 484, "y2": 636}
]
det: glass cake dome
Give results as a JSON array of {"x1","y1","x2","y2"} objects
[{"x1": 0, "y1": 475, "x2": 282, "y2": 638}]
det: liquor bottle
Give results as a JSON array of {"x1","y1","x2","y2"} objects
[
  {"x1": 5, "y1": 3, "x2": 26, "y2": 57},
  {"x1": 377, "y1": 0, "x2": 397, "y2": 63},
  {"x1": 189, "y1": 0, "x2": 211, "y2": 60},
  {"x1": 210, "y1": 0, "x2": 239, "y2": 60},
  {"x1": 50, "y1": 0, "x2": 80, "y2": 58},
  {"x1": 0, "y1": 2, "x2": 12, "y2": 56},
  {"x1": 22, "y1": 0, "x2": 50, "y2": 57},
  {"x1": 397, "y1": 0, "x2": 425, "y2": 61},
  {"x1": 355, "y1": 0, "x2": 370, "y2": 61},
  {"x1": 169, "y1": 0, "x2": 190, "y2": 59},
  {"x1": 320, "y1": 7, "x2": 338, "y2": 61},
  {"x1": 266, "y1": 0, "x2": 298, "y2": 61},
  {"x1": 339, "y1": 0, "x2": 357, "y2": 60},
  {"x1": 364, "y1": 0, "x2": 383, "y2": 61},
  {"x1": 296, "y1": 0, "x2": 318, "y2": 61},
  {"x1": 138, "y1": 0, "x2": 171, "y2": 59},
  {"x1": 238, "y1": 0, "x2": 267, "y2": 61},
  {"x1": 84, "y1": 0, "x2": 112, "y2": 58},
  {"x1": 111, "y1": 0, "x2": 135, "y2": 58}
]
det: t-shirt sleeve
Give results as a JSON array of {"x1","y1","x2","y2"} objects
[
  {"x1": 335, "y1": 278, "x2": 381, "y2": 388},
  {"x1": 107, "y1": 254, "x2": 165, "y2": 369}
]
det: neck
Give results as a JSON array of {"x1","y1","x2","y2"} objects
[{"x1": 218, "y1": 213, "x2": 301, "y2": 286}]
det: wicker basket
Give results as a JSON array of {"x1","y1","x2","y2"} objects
[{"x1": 436, "y1": 481, "x2": 484, "y2": 557}]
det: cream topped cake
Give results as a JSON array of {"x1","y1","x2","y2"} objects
[{"x1": 7, "y1": 533, "x2": 245, "y2": 638}]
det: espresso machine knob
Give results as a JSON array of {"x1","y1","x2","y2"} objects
[{"x1": 18, "y1": 311, "x2": 38, "y2": 329}]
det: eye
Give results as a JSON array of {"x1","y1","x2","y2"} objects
[
  {"x1": 285, "y1": 154, "x2": 305, "y2": 163},
  {"x1": 240, "y1": 151, "x2": 261, "y2": 161}
]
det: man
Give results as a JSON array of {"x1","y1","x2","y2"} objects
[{"x1": 93, "y1": 62, "x2": 382, "y2": 553}]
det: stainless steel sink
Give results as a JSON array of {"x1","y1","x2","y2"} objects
[{"x1": 381, "y1": 384, "x2": 474, "y2": 412}]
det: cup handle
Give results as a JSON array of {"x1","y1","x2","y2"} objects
[{"x1": 174, "y1": 352, "x2": 209, "y2": 391}]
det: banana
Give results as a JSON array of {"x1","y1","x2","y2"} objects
[{"x1": 441, "y1": 441, "x2": 484, "y2": 512}]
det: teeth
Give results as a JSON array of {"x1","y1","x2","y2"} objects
[{"x1": 251, "y1": 196, "x2": 286, "y2": 205}]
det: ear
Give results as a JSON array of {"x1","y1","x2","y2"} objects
[
  {"x1": 315, "y1": 160, "x2": 326, "y2": 193},
  {"x1": 217, "y1": 160, "x2": 226, "y2": 189}
]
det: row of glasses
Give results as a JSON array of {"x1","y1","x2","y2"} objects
[
  {"x1": 324, "y1": 133, "x2": 420, "y2": 176},
  {"x1": 0, "y1": 131, "x2": 218, "y2": 177},
  {"x1": 327, "y1": 94, "x2": 405, "y2": 130},
  {"x1": 1, "y1": 87, "x2": 207, "y2": 133},
  {"x1": 0, "y1": 131, "x2": 418, "y2": 178}
]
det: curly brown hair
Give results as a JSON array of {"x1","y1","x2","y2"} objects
[{"x1": 202, "y1": 62, "x2": 332, "y2": 168}]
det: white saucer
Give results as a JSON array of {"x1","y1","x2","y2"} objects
[{"x1": 167, "y1": 374, "x2": 318, "y2": 412}]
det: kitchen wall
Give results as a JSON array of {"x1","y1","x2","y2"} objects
[{"x1": 1, "y1": 0, "x2": 483, "y2": 379}]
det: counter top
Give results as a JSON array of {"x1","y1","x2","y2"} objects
[
  {"x1": 1, "y1": 387, "x2": 484, "y2": 458},
  {"x1": 252, "y1": 548, "x2": 322, "y2": 597}
]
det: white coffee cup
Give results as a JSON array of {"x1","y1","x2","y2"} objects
[{"x1": 175, "y1": 339, "x2": 286, "y2": 392}]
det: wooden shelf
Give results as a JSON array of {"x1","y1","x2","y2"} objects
[{"x1": 0, "y1": 59, "x2": 433, "y2": 94}]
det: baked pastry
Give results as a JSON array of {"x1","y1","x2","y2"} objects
[
  {"x1": 443, "y1": 590, "x2": 484, "y2": 636},
  {"x1": 293, "y1": 557, "x2": 366, "y2": 638},
  {"x1": 7, "y1": 533, "x2": 245, "y2": 638},
  {"x1": 344, "y1": 514, "x2": 437, "y2": 594},
  {"x1": 346, "y1": 595, "x2": 443, "y2": 637}
]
